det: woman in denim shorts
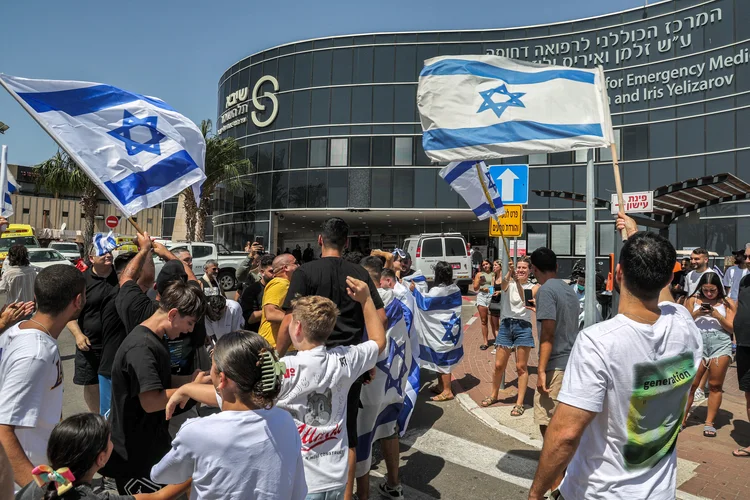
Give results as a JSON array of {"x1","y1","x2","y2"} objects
[
  {"x1": 481, "y1": 258, "x2": 539, "y2": 416},
  {"x1": 681, "y1": 272, "x2": 736, "y2": 437}
]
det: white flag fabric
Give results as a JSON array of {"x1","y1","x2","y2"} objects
[
  {"x1": 413, "y1": 283, "x2": 464, "y2": 373},
  {"x1": 418, "y1": 55, "x2": 613, "y2": 162},
  {"x1": 439, "y1": 161, "x2": 504, "y2": 220},
  {"x1": 1, "y1": 170, "x2": 18, "y2": 218},
  {"x1": 0, "y1": 75, "x2": 206, "y2": 217},
  {"x1": 400, "y1": 270, "x2": 428, "y2": 294},
  {"x1": 355, "y1": 285, "x2": 419, "y2": 477}
]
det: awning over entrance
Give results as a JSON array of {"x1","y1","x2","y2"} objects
[{"x1": 533, "y1": 172, "x2": 750, "y2": 229}]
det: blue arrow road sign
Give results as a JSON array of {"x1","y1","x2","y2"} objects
[{"x1": 488, "y1": 164, "x2": 529, "y2": 205}]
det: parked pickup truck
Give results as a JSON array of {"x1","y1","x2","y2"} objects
[{"x1": 152, "y1": 241, "x2": 247, "y2": 291}]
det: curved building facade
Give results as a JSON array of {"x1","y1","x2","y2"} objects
[{"x1": 215, "y1": 0, "x2": 750, "y2": 272}]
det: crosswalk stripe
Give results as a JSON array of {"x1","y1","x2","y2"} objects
[
  {"x1": 401, "y1": 427, "x2": 536, "y2": 489},
  {"x1": 368, "y1": 471, "x2": 438, "y2": 500}
]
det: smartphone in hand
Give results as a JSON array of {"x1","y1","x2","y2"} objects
[{"x1": 524, "y1": 289, "x2": 535, "y2": 307}]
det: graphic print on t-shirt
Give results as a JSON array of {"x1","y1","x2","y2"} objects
[
  {"x1": 303, "y1": 389, "x2": 333, "y2": 426},
  {"x1": 624, "y1": 352, "x2": 696, "y2": 470}
]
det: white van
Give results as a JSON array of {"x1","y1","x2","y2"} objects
[{"x1": 403, "y1": 233, "x2": 472, "y2": 293}]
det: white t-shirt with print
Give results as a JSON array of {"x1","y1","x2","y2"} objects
[
  {"x1": 205, "y1": 300, "x2": 244, "y2": 339},
  {"x1": 558, "y1": 303, "x2": 702, "y2": 500},
  {"x1": 276, "y1": 341, "x2": 379, "y2": 494},
  {"x1": 151, "y1": 407, "x2": 307, "y2": 500},
  {"x1": 0, "y1": 324, "x2": 64, "y2": 492}
]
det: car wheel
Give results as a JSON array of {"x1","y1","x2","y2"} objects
[{"x1": 218, "y1": 270, "x2": 237, "y2": 291}]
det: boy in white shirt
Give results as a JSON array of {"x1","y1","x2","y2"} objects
[{"x1": 276, "y1": 277, "x2": 387, "y2": 499}]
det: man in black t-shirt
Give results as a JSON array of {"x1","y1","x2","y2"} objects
[
  {"x1": 238, "y1": 254, "x2": 274, "y2": 331},
  {"x1": 115, "y1": 233, "x2": 206, "y2": 379},
  {"x1": 276, "y1": 217, "x2": 385, "y2": 500},
  {"x1": 67, "y1": 246, "x2": 118, "y2": 414},
  {"x1": 732, "y1": 248, "x2": 750, "y2": 457},
  {"x1": 105, "y1": 280, "x2": 206, "y2": 495}
]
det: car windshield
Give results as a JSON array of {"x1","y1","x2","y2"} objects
[
  {"x1": 29, "y1": 250, "x2": 65, "y2": 263},
  {"x1": 0, "y1": 237, "x2": 39, "y2": 250},
  {"x1": 50, "y1": 243, "x2": 79, "y2": 252}
]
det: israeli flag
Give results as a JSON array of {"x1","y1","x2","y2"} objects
[
  {"x1": 0, "y1": 75, "x2": 206, "y2": 217},
  {"x1": 93, "y1": 231, "x2": 117, "y2": 256},
  {"x1": 439, "y1": 161, "x2": 503, "y2": 220},
  {"x1": 401, "y1": 270, "x2": 428, "y2": 294},
  {"x1": 418, "y1": 55, "x2": 613, "y2": 162},
  {"x1": 412, "y1": 283, "x2": 463, "y2": 373},
  {"x1": 1, "y1": 170, "x2": 18, "y2": 218},
  {"x1": 355, "y1": 285, "x2": 419, "y2": 478}
]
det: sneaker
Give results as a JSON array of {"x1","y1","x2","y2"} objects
[
  {"x1": 694, "y1": 388, "x2": 706, "y2": 402},
  {"x1": 379, "y1": 482, "x2": 404, "y2": 499}
]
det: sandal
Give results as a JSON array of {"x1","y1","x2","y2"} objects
[
  {"x1": 511, "y1": 404, "x2": 525, "y2": 417},
  {"x1": 479, "y1": 344, "x2": 489, "y2": 351},
  {"x1": 430, "y1": 393, "x2": 454, "y2": 402},
  {"x1": 703, "y1": 424, "x2": 717, "y2": 438},
  {"x1": 481, "y1": 396, "x2": 498, "y2": 407},
  {"x1": 733, "y1": 447, "x2": 750, "y2": 457}
]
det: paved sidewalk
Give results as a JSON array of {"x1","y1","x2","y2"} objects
[{"x1": 450, "y1": 308, "x2": 750, "y2": 500}]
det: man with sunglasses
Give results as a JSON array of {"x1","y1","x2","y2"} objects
[{"x1": 258, "y1": 253, "x2": 298, "y2": 348}]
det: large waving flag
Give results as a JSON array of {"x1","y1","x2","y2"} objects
[
  {"x1": 412, "y1": 283, "x2": 464, "y2": 373},
  {"x1": 418, "y1": 55, "x2": 613, "y2": 162},
  {"x1": 1, "y1": 169, "x2": 18, "y2": 218},
  {"x1": 440, "y1": 161, "x2": 503, "y2": 220},
  {"x1": 0, "y1": 75, "x2": 206, "y2": 217},
  {"x1": 355, "y1": 286, "x2": 417, "y2": 478}
]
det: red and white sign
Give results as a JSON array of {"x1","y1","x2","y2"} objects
[
  {"x1": 105, "y1": 215, "x2": 119, "y2": 229},
  {"x1": 509, "y1": 240, "x2": 527, "y2": 257},
  {"x1": 610, "y1": 191, "x2": 654, "y2": 215}
]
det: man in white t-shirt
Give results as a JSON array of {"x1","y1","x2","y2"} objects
[
  {"x1": 529, "y1": 214, "x2": 703, "y2": 500},
  {"x1": 0, "y1": 265, "x2": 86, "y2": 492},
  {"x1": 276, "y1": 279, "x2": 386, "y2": 498},
  {"x1": 684, "y1": 247, "x2": 710, "y2": 296}
]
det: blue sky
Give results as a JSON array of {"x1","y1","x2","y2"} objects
[{"x1": 0, "y1": 0, "x2": 646, "y2": 166}]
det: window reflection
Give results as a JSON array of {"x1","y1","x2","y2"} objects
[{"x1": 330, "y1": 138, "x2": 348, "y2": 167}]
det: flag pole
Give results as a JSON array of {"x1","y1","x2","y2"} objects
[
  {"x1": 127, "y1": 217, "x2": 144, "y2": 235},
  {"x1": 474, "y1": 162, "x2": 511, "y2": 257},
  {"x1": 0, "y1": 145, "x2": 8, "y2": 218},
  {"x1": 610, "y1": 143, "x2": 628, "y2": 241}
]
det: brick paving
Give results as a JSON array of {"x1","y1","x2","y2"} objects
[{"x1": 451, "y1": 304, "x2": 750, "y2": 499}]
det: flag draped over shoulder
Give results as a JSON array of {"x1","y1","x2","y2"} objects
[
  {"x1": 418, "y1": 55, "x2": 613, "y2": 162},
  {"x1": 356, "y1": 284, "x2": 419, "y2": 478},
  {"x1": 0, "y1": 75, "x2": 206, "y2": 217},
  {"x1": 412, "y1": 283, "x2": 464, "y2": 373},
  {"x1": 400, "y1": 270, "x2": 429, "y2": 294},
  {"x1": 439, "y1": 161, "x2": 503, "y2": 220},
  {"x1": 1, "y1": 170, "x2": 18, "y2": 218}
]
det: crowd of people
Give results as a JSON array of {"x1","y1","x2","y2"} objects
[{"x1": 2, "y1": 209, "x2": 750, "y2": 499}]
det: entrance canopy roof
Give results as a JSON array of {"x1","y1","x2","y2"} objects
[{"x1": 533, "y1": 173, "x2": 750, "y2": 228}]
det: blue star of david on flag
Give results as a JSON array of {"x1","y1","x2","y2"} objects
[
  {"x1": 108, "y1": 110, "x2": 166, "y2": 156},
  {"x1": 441, "y1": 312, "x2": 461, "y2": 346},
  {"x1": 376, "y1": 338, "x2": 408, "y2": 396},
  {"x1": 477, "y1": 84, "x2": 526, "y2": 119}
]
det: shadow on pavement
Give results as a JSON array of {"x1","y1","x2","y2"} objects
[
  {"x1": 496, "y1": 449, "x2": 540, "y2": 480},
  {"x1": 687, "y1": 405, "x2": 733, "y2": 431},
  {"x1": 454, "y1": 373, "x2": 481, "y2": 392},
  {"x1": 730, "y1": 419, "x2": 750, "y2": 447}
]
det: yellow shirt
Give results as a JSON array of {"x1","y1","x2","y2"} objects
[{"x1": 258, "y1": 277, "x2": 290, "y2": 348}]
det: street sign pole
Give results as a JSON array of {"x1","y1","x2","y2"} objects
[
  {"x1": 0, "y1": 145, "x2": 8, "y2": 217},
  {"x1": 584, "y1": 149, "x2": 597, "y2": 328},
  {"x1": 499, "y1": 234, "x2": 506, "y2": 391}
]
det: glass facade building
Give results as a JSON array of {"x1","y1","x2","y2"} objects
[{"x1": 215, "y1": 0, "x2": 750, "y2": 271}]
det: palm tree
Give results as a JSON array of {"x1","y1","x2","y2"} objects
[
  {"x1": 36, "y1": 150, "x2": 100, "y2": 252},
  {"x1": 182, "y1": 119, "x2": 253, "y2": 241}
]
